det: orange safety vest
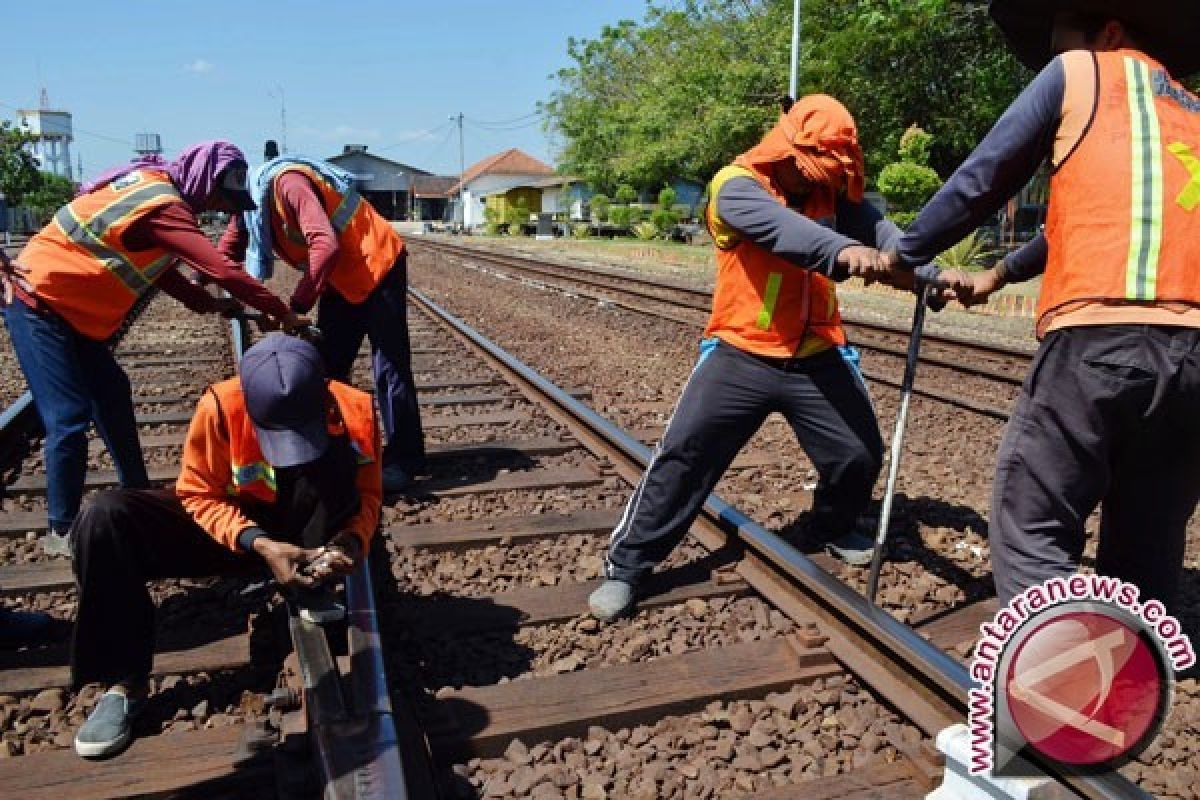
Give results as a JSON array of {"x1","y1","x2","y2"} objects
[
  {"x1": 703, "y1": 165, "x2": 846, "y2": 357},
  {"x1": 1041, "y1": 50, "x2": 1200, "y2": 325},
  {"x1": 17, "y1": 170, "x2": 184, "y2": 340},
  {"x1": 209, "y1": 377, "x2": 376, "y2": 505},
  {"x1": 270, "y1": 164, "x2": 403, "y2": 303}
]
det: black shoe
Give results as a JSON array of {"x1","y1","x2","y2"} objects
[
  {"x1": 382, "y1": 465, "x2": 412, "y2": 493},
  {"x1": 0, "y1": 607, "x2": 52, "y2": 647}
]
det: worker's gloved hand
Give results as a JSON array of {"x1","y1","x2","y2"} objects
[{"x1": 252, "y1": 538, "x2": 324, "y2": 589}]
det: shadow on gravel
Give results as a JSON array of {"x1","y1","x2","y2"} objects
[
  {"x1": 387, "y1": 448, "x2": 538, "y2": 500},
  {"x1": 778, "y1": 492, "x2": 996, "y2": 603}
]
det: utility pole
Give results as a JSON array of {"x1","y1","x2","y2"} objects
[
  {"x1": 789, "y1": 0, "x2": 801, "y2": 99},
  {"x1": 270, "y1": 86, "x2": 288, "y2": 154},
  {"x1": 449, "y1": 112, "x2": 465, "y2": 228}
]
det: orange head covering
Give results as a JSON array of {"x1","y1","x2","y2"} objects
[{"x1": 734, "y1": 94, "x2": 865, "y2": 219}]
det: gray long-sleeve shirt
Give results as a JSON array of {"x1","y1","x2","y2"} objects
[{"x1": 715, "y1": 176, "x2": 904, "y2": 281}]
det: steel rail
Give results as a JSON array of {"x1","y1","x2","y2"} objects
[
  {"x1": 417, "y1": 237, "x2": 1038, "y2": 363},
  {"x1": 409, "y1": 286, "x2": 1148, "y2": 800},
  {"x1": 228, "y1": 313, "x2": 410, "y2": 800}
]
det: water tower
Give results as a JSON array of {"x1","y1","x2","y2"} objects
[
  {"x1": 134, "y1": 133, "x2": 163, "y2": 158},
  {"x1": 18, "y1": 90, "x2": 74, "y2": 181}
]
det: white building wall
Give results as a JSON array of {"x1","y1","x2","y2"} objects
[{"x1": 462, "y1": 174, "x2": 554, "y2": 228}]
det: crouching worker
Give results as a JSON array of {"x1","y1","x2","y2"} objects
[
  {"x1": 590, "y1": 95, "x2": 898, "y2": 622},
  {"x1": 67, "y1": 334, "x2": 381, "y2": 759}
]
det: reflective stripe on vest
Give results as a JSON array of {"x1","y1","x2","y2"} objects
[
  {"x1": 756, "y1": 272, "x2": 783, "y2": 330},
  {"x1": 229, "y1": 461, "x2": 277, "y2": 501},
  {"x1": 330, "y1": 191, "x2": 362, "y2": 232},
  {"x1": 52, "y1": 181, "x2": 179, "y2": 297},
  {"x1": 1126, "y1": 57, "x2": 1165, "y2": 301}
]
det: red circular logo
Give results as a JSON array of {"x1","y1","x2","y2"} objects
[{"x1": 1005, "y1": 610, "x2": 1165, "y2": 766}]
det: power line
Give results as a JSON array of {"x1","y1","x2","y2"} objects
[
  {"x1": 465, "y1": 111, "x2": 541, "y2": 127},
  {"x1": 375, "y1": 121, "x2": 454, "y2": 152}
]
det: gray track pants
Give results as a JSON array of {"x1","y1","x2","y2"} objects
[
  {"x1": 605, "y1": 338, "x2": 883, "y2": 584},
  {"x1": 991, "y1": 325, "x2": 1200, "y2": 610}
]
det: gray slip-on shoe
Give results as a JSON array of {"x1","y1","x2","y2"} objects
[
  {"x1": 588, "y1": 579, "x2": 637, "y2": 622},
  {"x1": 42, "y1": 530, "x2": 72, "y2": 559},
  {"x1": 824, "y1": 530, "x2": 877, "y2": 567},
  {"x1": 75, "y1": 690, "x2": 141, "y2": 759}
]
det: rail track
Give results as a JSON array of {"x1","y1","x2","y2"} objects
[
  {"x1": 411, "y1": 237, "x2": 1031, "y2": 421},
  {"x1": 0, "y1": 235, "x2": 1161, "y2": 797}
]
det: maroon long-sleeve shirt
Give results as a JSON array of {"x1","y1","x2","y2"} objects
[{"x1": 218, "y1": 172, "x2": 341, "y2": 314}]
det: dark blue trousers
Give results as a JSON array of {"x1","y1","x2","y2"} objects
[
  {"x1": 605, "y1": 338, "x2": 883, "y2": 584},
  {"x1": 990, "y1": 325, "x2": 1200, "y2": 610},
  {"x1": 316, "y1": 253, "x2": 426, "y2": 471},
  {"x1": 2, "y1": 296, "x2": 148, "y2": 532}
]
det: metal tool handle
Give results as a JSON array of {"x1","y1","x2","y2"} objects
[{"x1": 866, "y1": 280, "x2": 930, "y2": 604}]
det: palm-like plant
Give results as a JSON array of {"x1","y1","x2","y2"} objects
[{"x1": 934, "y1": 231, "x2": 1000, "y2": 271}]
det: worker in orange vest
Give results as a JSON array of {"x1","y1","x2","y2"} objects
[
  {"x1": 1, "y1": 141, "x2": 304, "y2": 557},
  {"x1": 220, "y1": 156, "x2": 425, "y2": 493},
  {"x1": 67, "y1": 334, "x2": 381, "y2": 759},
  {"x1": 591, "y1": 95, "x2": 903, "y2": 621},
  {"x1": 883, "y1": 2, "x2": 1200, "y2": 609}
]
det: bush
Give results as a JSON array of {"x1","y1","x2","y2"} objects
[
  {"x1": 877, "y1": 162, "x2": 942, "y2": 213},
  {"x1": 571, "y1": 222, "x2": 593, "y2": 239},
  {"x1": 608, "y1": 206, "x2": 632, "y2": 227},
  {"x1": 886, "y1": 211, "x2": 919, "y2": 230},
  {"x1": 627, "y1": 206, "x2": 644, "y2": 224},
  {"x1": 632, "y1": 221, "x2": 660, "y2": 240},
  {"x1": 650, "y1": 208, "x2": 679, "y2": 232},
  {"x1": 590, "y1": 194, "x2": 610, "y2": 222},
  {"x1": 878, "y1": 124, "x2": 943, "y2": 222},
  {"x1": 898, "y1": 125, "x2": 934, "y2": 166},
  {"x1": 657, "y1": 186, "x2": 677, "y2": 209},
  {"x1": 615, "y1": 184, "x2": 638, "y2": 205}
]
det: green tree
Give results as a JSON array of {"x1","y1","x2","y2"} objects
[
  {"x1": 24, "y1": 172, "x2": 77, "y2": 224},
  {"x1": 543, "y1": 0, "x2": 1028, "y2": 188},
  {"x1": 0, "y1": 121, "x2": 42, "y2": 205},
  {"x1": 615, "y1": 184, "x2": 638, "y2": 205}
]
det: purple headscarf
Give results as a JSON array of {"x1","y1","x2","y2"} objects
[{"x1": 79, "y1": 140, "x2": 248, "y2": 211}]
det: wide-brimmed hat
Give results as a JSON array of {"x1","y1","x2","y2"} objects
[
  {"x1": 240, "y1": 334, "x2": 329, "y2": 467},
  {"x1": 989, "y1": 0, "x2": 1200, "y2": 78}
]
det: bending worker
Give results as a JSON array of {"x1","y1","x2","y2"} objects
[
  {"x1": 220, "y1": 155, "x2": 425, "y2": 492},
  {"x1": 1, "y1": 141, "x2": 303, "y2": 556},
  {"x1": 590, "y1": 94, "x2": 901, "y2": 621},
  {"x1": 883, "y1": 1, "x2": 1200, "y2": 610},
  {"x1": 68, "y1": 334, "x2": 381, "y2": 759}
]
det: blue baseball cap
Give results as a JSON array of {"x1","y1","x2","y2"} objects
[{"x1": 239, "y1": 334, "x2": 329, "y2": 467}]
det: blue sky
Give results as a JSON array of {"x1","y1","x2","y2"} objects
[{"x1": 3, "y1": 1, "x2": 651, "y2": 180}]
